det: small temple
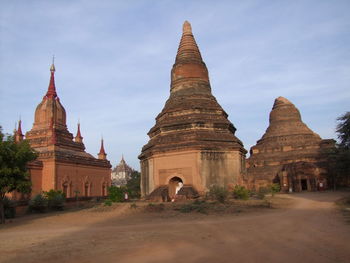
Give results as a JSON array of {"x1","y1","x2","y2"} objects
[
  {"x1": 111, "y1": 156, "x2": 135, "y2": 186},
  {"x1": 15, "y1": 62, "x2": 111, "y2": 198},
  {"x1": 139, "y1": 21, "x2": 247, "y2": 200},
  {"x1": 246, "y1": 96, "x2": 335, "y2": 192}
]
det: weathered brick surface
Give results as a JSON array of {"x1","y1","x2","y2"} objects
[
  {"x1": 139, "y1": 21, "x2": 246, "y2": 198},
  {"x1": 247, "y1": 97, "x2": 335, "y2": 191}
]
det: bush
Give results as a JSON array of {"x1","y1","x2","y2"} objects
[
  {"x1": 108, "y1": 186, "x2": 125, "y2": 202},
  {"x1": 269, "y1": 183, "x2": 281, "y2": 196},
  {"x1": 104, "y1": 199, "x2": 112, "y2": 206},
  {"x1": 233, "y1": 185, "x2": 249, "y2": 200},
  {"x1": 44, "y1": 190, "x2": 66, "y2": 210},
  {"x1": 3, "y1": 197, "x2": 16, "y2": 219},
  {"x1": 29, "y1": 194, "x2": 48, "y2": 213},
  {"x1": 179, "y1": 200, "x2": 209, "y2": 214},
  {"x1": 257, "y1": 187, "x2": 269, "y2": 200},
  {"x1": 208, "y1": 185, "x2": 229, "y2": 203}
]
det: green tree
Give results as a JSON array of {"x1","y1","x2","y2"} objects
[
  {"x1": 126, "y1": 171, "x2": 141, "y2": 199},
  {"x1": 324, "y1": 112, "x2": 350, "y2": 189},
  {"x1": 0, "y1": 126, "x2": 37, "y2": 223},
  {"x1": 336, "y1": 112, "x2": 350, "y2": 149}
]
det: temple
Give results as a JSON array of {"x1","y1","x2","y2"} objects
[
  {"x1": 15, "y1": 62, "x2": 111, "y2": 198},
  {"x1": 111, "y1": 156, "x2": 135, "y2": 186},
  {"x1": 139, "y1": 21, "x2": 247, "y2": 199},
  {"x1": 246, "y1": 97, "x2": 335, "y2": 192}
]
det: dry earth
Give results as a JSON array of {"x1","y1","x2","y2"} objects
[{"x1": 0, "y1": 192, "x2": 350, "y2": 263}]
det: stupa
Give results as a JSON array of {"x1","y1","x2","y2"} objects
[
  {"x1": 247, "y1": 97, "x2": 335, "y2": 192},
  {"x1": 139, "y1": 21, "x2": 246, "y2": 199}
]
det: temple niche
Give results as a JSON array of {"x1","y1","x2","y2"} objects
[
  {"x1": 246, "y1": 96, "x2": 335, "y2": 192},
  {"x1": 139, "y1": 21, "x2": 247, "y2": 199},
  {"x1": 15, "y1": 62, "x2": 112, "y2": 199}
]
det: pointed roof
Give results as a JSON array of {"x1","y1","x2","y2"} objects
[
  {"x1": 45, "y1": 61, "x2": 58, "y2": 99},
  {"x1": 175, "y1": 21, "x2": 203, "y2": 64},
  {"x1": 17, "y1": 119, "x2": 23, "y2": 136},
  {"x1": 76, "y1": 122, "x2": 83, "y2": 139},
  {"x1": 99, "y1": 138, "x2": 106, "y2": 155}
]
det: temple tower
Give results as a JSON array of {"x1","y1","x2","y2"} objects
[
  {"x1": 247, "y1": 97, "x2": 335, "y2": 192},
  {"x1": 25, "y1": 62, "x2": 111, "y2": 197},
  {"x1": 139, "y1": 21, "x2": 246, "y2": 198}
]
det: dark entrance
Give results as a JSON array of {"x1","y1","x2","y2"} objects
[
  {"x1": 168, "y1": 177, "x2": 183, "y2": 199},
  {"x1": 301, "y1": 179, "x2": 308, "y2": 191}
]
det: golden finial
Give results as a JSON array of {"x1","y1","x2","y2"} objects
[{"x1": 50, "y1": 55, "x2": 56, "y2": 72}]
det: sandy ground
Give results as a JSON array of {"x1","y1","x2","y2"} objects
[{"x1": 0, "y1": 192, "x2": 350, "y2": 263}]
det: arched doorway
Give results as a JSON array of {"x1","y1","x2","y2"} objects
[{"x1": 168, "y1": 177, "x2": 183, "y2": 199}]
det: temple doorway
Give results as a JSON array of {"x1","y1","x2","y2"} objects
[
  {"x1": 301, "y1": 179, "x2": 308, "y2": 191},
  {"x1": 168, "y1": 177, "x2": 183, "y2": 199}
]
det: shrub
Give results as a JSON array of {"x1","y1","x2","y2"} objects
[
  {"x1": 107, "y1": 186, "x2": 125, "y2": 202},
  {"x1": 269, "y1": 183, "x2": 281, "y2": 196},
  {"x1": 179, "y1": 200, "x2": 209, "y2": 214},
  {"x1": 233, "y1": 185, "x2": 249, "y2": 200},
  {"x1": 104, "y1": 199, "x2": 112, "y2": 206},
  {"x1": 44, "y1": 190, "x2": 66, "y2": 210},
  {"x1": 208, "y1": 185, "x2": 229, "y2": 203},
  {"x1": 29, "y1": 194, "x2": 48, "y2": 213},
  {"x1": 3, "y1": 197, "x2": 16, "y2": 219},
  {"x1": 257, "y1": 187, "x2": 269, "y2": 200}
]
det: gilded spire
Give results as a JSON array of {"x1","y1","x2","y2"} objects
[
  {"x1": 50, "y1": 55, "x2": 56, "y2": 72},
  {"x1": 45, "y1": 57, "x2": 58, "y2": 99}
]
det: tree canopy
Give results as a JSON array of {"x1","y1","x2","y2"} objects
[
  {"x1": 0, "y1": 126, "x2": 37, "y2": 223},
  {"x1": 336, "y1": 111, "x2": 350, "y2": 149}
]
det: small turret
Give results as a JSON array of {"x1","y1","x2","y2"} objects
[
  {"x1": 15, "y1": 119, "x2": 24, "y2": 142},
  {"x1": 75, "y1": 122, "x2": 83, "y2": 143},
  {"x1": 98, "y1": 138, "x2": 107, "y2": 160}
]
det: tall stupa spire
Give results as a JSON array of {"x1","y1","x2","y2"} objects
[
  {"x1": 45, "y1": 56, "x2": 58, "y2": 99},
  {"x1": 171, "y1": 21, "x2": 209, "y2": 94}
]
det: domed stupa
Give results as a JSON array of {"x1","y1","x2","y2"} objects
[
  {"x1": 139, "y1": 21, "x2": 246, "y2": 199},
  {"x1": 247, "y1": 97, "x2": 334, "y2": 192}
]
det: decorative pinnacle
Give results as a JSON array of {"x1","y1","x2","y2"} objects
[
  {"x1": 183, "y1": 21, "x2": 192, "y2": 34},
  {"x1": 50, "y1": 55, "x2": 55, "y2": 72}
]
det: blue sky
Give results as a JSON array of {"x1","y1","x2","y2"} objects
[{"x1": 1, "y1": 0, "x2": 349, "y2": 170}]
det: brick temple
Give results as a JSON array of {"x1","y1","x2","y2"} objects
[
  {"x1": 247, "y1": 97, "x2": 335, "y2": 192},
  {"x1": 139, "y1": 21, "x2": 247, "y2": 199},
  {"x1": 14, "y1": 63, "x2": 111, "y2": 198}
]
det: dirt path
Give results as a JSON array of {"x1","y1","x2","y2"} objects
[{"x1": 1, "y1": 192, "x2": 349, "y2": 263}]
